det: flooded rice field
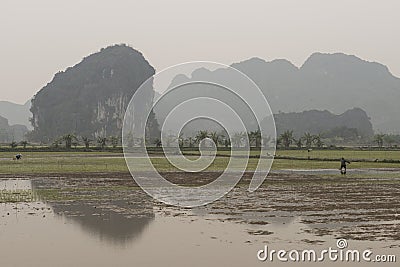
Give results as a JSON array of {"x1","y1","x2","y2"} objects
[{"x1": 0, "y1": 172, "x2": 399, "y2": 266}]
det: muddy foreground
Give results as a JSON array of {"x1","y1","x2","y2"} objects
[
  {"x1": 2, "y1": 171, "x2": 399, "y2": 243},
  {"x1": 0, "y1": 171, "x2": 399, "y2": 266}
]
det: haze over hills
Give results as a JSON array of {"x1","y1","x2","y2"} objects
[
  {"x1": 156, "y1": 52, "x2": 400, "y2": 134},
  {"x1": 163, "y1": 107, "x2": 373, "y2": 144},
  {"x1": 230, "y1": 53, "x2": 400, "y2": 133},
  {"x1": 0, "y1": 115, "x2": 28, "y2": 142},
  {"x1": 154, "y1": 52, "x2": 394, "y2": 137},
  {"x1": 0, "y1": 100, "x2": 31, "y2": 129},
  {"x1": 1, "y1": 49, "x2": 398, "y2": 142},
  {"x1": 272, "y1": 108, "x2": 373, "y2": 138}
]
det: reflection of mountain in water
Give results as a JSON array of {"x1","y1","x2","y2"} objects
[{"x1": 31, "y1": 178, "x2": 155, "y2": 245}]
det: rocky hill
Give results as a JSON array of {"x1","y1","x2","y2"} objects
[
  {"x1": 0, "y1": 115, "x2": 28, "y2": 142},
  {"x1": 272, "y1": 108, "x2": 373, "y2": 138},
  {"x1": 29, "y1": 44, "x2": 157, "y2": 142},
  {"x1": 161, "y1": 53, "x2": 400, "y2": 133},
  {"x1": 231, "y1": 53, "x2": 400, "y2": 133}
]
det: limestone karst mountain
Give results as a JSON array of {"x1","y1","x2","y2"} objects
[{"x1": 29, "y1": 44, "x2": 158, "y2": 142}]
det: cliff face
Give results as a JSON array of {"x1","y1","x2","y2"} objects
[
  {"x1": 0, "y1": 115, "x2": 28, "y2": 142},
  {"x1": 29, "y1": 44, "x2": 156, "y2": 142}
]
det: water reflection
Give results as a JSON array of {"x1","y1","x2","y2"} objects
[
  {"x1": 51, "y1": 200, "x2": 154, "y2": 245},
  {"x1": 29, "y1": 178, "x2": 155, "y2": 245}
]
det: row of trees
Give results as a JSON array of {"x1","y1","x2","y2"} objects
[
  {"x1": 156, "y1": 130, "x2": 341, "y2": 149},
  {"x1": 155, "y1": 130, "x2": 270, "y2": 149},
  {"x1": 51, "y1": 134, "x2": 120, "y2": 149},
  {"x1": 5, "y1": 132, "x2": 400, "y2": 150},
  {"x1": 277, "y1": 130, "x2": 324, "y2": 149},
  {"x1": 277, "y1": 131, "x2": 400, "y2": 149},
  {"x1": 373, "y1": 134, "x2": 400, "y2": 148},
  {"x1": 42, "y1": 130, "x2": 324, "y2": 149},
  {"x1": 8, "y1": 140, "x2": 29, "y2": 149}
]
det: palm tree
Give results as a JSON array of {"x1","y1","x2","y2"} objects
[
  {"x1": 97, "y1": 137, "x2": 107, "y2": 149},
  {"x1": 296, "y1": 138, "x2": 303, "y2": 148},
  {"x1": 303, "y1": 132, "x2": 314, "y2": 149},
  {"x1": 313, "y1": 134, "x2": 324, "y2": 148},
  {"x1": 52, "y1": 138, "x2": 62, "y2": 148},
  {"x1": 273, "y1": 137, "x2": 282, "y2": 148},
  {"x1": 178, "y1": 133, "x2": 184, "y2": 148},
  {"x1": 187, "y1": 137, "x2": 194, "y2": 148},
  {"x1": 209, "y1": 132, "x2": 221, "y2": 147},
  {"x1": 20, "y1": 140, "x2": 29, "y2": 149},
  {"x1": 195, "y1": 131, "x2": 209, "y2": 146},
  {"x1": 280, "y1": 130, "x2": 295, "y2": 149},
  {"x1": 232, "y1": 132, "x2": 244, "y2": 148},
  {"x1": 223, "y1": 137, "x2": 231, "y2": 148},
  {"x1": 81, "y1": 137, "x2": 92, "y2": 149},
  {"x1": 10, "y1": 141, "x2": 18, "y2": 149},
  {"x1": 62, "y1": 134, "x2": 76, "y2": 149},
  {"x1": 109, "y1": 136, "x2": 119, "y2": 148},
  {"x1": 373, "y1": 134, "x2": 385, "y2": 148},
  {"x1": 248, "y1": 130, "x2": 262, "y2": 148}
]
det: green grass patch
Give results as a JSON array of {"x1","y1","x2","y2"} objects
[{"x1": 0, "y1": 151, "x2": 399, "y2": 175}]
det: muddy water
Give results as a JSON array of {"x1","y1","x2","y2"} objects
[{"x1": 0, "y1": 175, "x2": 399, "y2": 266}]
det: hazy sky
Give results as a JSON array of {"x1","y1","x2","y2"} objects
[{"x1": 1, "y1": 0, "x2": 399, "y2": 104}]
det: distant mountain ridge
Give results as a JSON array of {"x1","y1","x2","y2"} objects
[
  {"x1": 0, "y1": 100, "x2": 31, "y2": 129},
  {"x1": 230, "y1": 53, "x2": 400, "y2": 133},
  {"x1": 162, "y1": 52, "x2": 399, "y2": 133}
]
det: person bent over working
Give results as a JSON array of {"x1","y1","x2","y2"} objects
[{"x1": 13, "y1": 154, "x2": 22, "y2": 160}]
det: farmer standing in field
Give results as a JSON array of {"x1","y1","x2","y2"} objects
[{"x1": 340, "y1": 157, "x2": 350, "y2": 174}]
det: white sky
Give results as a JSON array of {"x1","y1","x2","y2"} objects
[{"x1": 1, "y1": 0, "x2": 399, "y2": 104}]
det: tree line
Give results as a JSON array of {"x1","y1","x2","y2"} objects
[{"x1": 3, "y1": 131, "x2": 400, "y2": 150}]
